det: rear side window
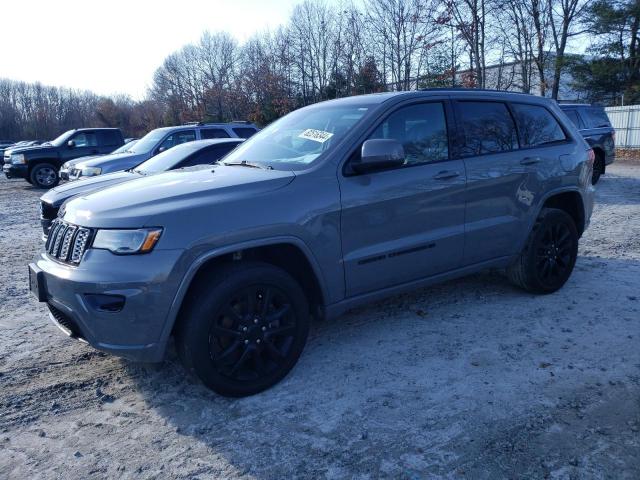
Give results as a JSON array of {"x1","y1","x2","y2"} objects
[
  {"x1": 458, "y1": 102, "x2": 518, "y2": 156},
  {"x1": 201, "y1": 128, "x2": 230, "y2": 139},
  {"x1": 368, "y1": 102, "x2": 449, "y2": 166},
  {"x1": 563, "y1": 109, "x2": 582, "y2": 129},
  {"x1": 99, "y1": 130, "x2": 122, "y2": 146},
  {"x1": 232, "y1": 127, "x2": 257, "y2": 139},
  {"x1": 511, "y1": 103, "x2": 566, "y2": 147},
  {"x1": 585, "y1": 108, "x2": 611, "y2": 128}
]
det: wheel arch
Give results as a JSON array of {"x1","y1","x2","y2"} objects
[
  {"x1": 538, "y1": 188, "x2": 586, "y2": 236},
  {"x1": 28, "y1": 158, "x2": 60, "y2": 174},
  {"x1": 162, "y1": 237, "x2": 329, "y2": 344}
]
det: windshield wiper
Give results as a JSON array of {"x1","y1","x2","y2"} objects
[{"x1": 224, "y1": 160, "x2": 272, "y2": 170}]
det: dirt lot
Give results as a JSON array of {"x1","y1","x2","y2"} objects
[{"x1": 1, "y1": 165, "x2": 639, "y2": 479}]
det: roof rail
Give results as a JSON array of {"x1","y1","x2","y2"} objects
[
  {"x1": 231, "y1": 120, "x2": 251, "y2": 124},
  {"x1": 418, "y1": 87, "x2": 531, "y2": 95}
]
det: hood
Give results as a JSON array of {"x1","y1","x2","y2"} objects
[
  {"x1": 63, "y1": 154, "x2": 103, "y2": 167},
  {"x1": 9, "y1": 144, "x2": 58, "y2": 157},
  {"x1": 63, "y1": 165, "x2": 295, "y2": 228},
  {"x1": 75, "y1": 151, "x2": 143, "y2": 169},
  {"x1": 41, "y1": 171, "x2": 136, "y2": 207}
]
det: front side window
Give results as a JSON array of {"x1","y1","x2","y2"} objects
[
  {"x1": 72, "y1": 132, "x2": 98, "y2": 147},
  {"x1": 158, "y1": 130, "x2": 196, "y2": 151},
  {"x1": 511, "y1": 103, "x2": 566, "y2": 147},
  {"x1": 221, "y1": 103, "x2": 372, "y2": 170},
  {"x1": 458, "y1": 102, "x2": 518, "y2": 156},
  {"x1": 367, "y1": 102, "x2": 449, "y2": 166}
]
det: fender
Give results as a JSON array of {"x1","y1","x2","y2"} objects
[
  {"x1": 156, "y1": 235, "x2": 331, "y2": 347},
  {"x1": 517, "y1": 186, "x2": 585, "y2": 253}
]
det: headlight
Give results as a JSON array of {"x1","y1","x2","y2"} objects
[
  {"x1": 61, "y1": 162, "x2": 70, "y2": 170},
  {"x1": 92, "y1": 228, "x2": 162, "y2": 255},
  {"x1": 80, "y1": 166, "x2": 101, "y2": 177},
  {"x1": 10, "y1": 154, "x2": 26, "y2": 165}
]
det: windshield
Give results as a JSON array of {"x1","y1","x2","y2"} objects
[
  {"x1": 127, "y1": 129, "x2": 169, "y2": 154},
  {"x1": 111, "y1": 139, "x2": 137, "y2": 154},
  {"x1": 49, "y1": 130, "x2": 75, "y2": 147},
  {"x1": 134, "y1": 142, "x2": 202, "y2": 174},
  {"x1": 222, "y1": 104, "x2": 372, "y2": 170}
]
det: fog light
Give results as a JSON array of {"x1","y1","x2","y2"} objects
[{"x1": 84, "y1": 294, "x2": 125, "y2": 312}]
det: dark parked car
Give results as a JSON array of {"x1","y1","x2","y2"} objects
[
  {"x1": 67, "y1": 122, "x2": 259, "y2": 181},
  {"x1": 40, "y1": 138, "x2": 243, "y2": 235},
  {"x1": 3, "y1": 129, "x2": 124, "y2": 188},
  {"x1": 559, "y1": 104, "x2": 614, "y2": 184},
  {"x1": 59, "y1": 139, "x2": 139, "y2": 180},
  {"x1": 30, "y1": 90, "x2": 595, "y2": 396}
]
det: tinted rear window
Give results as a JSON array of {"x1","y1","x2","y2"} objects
[
  {"x1": 99, "y1": 130, "x2": 122, "y2": 146},
  {"x1": 585, "y1": 108, "x2": 611, "y2": 128},
  {"x1": 201, "y1": 128, "x2": 230, "y2": 139},
  {"x1": 458, "y1": 102, "x2": 518, "y2": 156},
  {"x1": 511, "y1": 103, "x2": 566, "y2": 147},
  {"x1": 232, "y1": 127, "x2": 258, "y2": 139}
]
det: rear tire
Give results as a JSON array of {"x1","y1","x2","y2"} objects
[
  {"x1": 30, "y1": 163, "x2": 59, "y2": 189},
  {"x1": 508, "y1": 208, "x2": 578, "y2": 294},
  {"x1": 176, "y1": 261, "x2": 310, "y2": 397},
  {"x1": 591, "y1": 155, "x2": 604, "y2": 185}
]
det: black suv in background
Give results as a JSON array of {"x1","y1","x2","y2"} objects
[
  {"x1": 559, "y1": 104, "x2": 615, "y2": 184},
  {"x1": 3, "y1": 128, "x2": 124, "y2": 188}
]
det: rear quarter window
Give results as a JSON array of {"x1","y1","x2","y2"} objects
[
  {"x1": 511, "y1": 103, "x2": 566, "y2": 147},
  {"x1": 585, "y1": 108, "x2": 611, "y2": 128}
]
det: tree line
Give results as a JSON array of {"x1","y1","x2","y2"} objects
[{"x1": 1, "y1": 0, "x2": 638, "y2": 141}]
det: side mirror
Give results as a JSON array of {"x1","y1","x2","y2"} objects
[
  {"x1": 157, "y1": 146, "x2": 166, "y2": 154},
  {"x1": 352, "y1": 139, "x2": 405, "y2": 174},
  {"x1": 67, "y1": 140, "x2": 76, "y2": 148}
]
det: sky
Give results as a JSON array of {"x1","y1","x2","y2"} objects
[{"x1": 1, "y1": 0, "x2": 304, "y2": 99}]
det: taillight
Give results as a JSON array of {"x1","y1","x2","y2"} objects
[{"x1": 587, "y1": 149, "x2": 595, "y2": 167}]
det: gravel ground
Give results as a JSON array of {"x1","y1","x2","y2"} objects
[{"x1": 1, "y1": 164, "x2": 639, "y2": 479}]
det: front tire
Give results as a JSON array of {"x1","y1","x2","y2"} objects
[
  {"x1": 176, "y1": 262, "x2": 310, "y2": 397},
  {"x1": 30, "y1": 163, "x2": 59, "y2": 189},
  {"x1": 508, "y1": 208, "x2": 578, "y2": 294}
]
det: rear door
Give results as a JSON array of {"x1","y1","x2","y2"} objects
[
  {"x1": 453, "y1": 100, "x2": 525, "y2": 265},
  {"x1": 339, "y1": 99, "x2": 467, "y2": 297},
  {"x1": 456, "y1": 99, "x2": 571, "y2": 265}
]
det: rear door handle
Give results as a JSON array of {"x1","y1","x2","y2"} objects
[
  {"x1": 433, "y1": 170, "x2": 460, "y2": 180},
  {"x1": 520, "y1": 157, "x2": 541, "y2": 166}
]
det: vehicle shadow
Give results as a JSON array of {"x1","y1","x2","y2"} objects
[
  {"x1": 125, "y1": 255, "x2": 640, "y2": 477},
  {"x1": 594, "y1": 172, "x2": 640, "y2": 206}
]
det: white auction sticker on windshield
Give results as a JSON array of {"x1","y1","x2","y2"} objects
[{"x1": 298, "y1": 129, "x2": 334, "y2": 143}]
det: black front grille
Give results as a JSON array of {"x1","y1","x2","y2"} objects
[
  {"x1": 45, "y1": 219, "x2": 92, "y2": 265},
  {"x1": 40, "y1": 201, "x2": 59, "y2": 221},
  {"x1": 47, "y1": 303, "x2": 84, "y2": 339}
]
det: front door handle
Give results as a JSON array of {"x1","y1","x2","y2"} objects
[
  {"x1": 433, "y1": 170, "x2": 460, "y2": 180},
  {"x1": 520, "y1": 157, "x2": 541, "y2": 166}
]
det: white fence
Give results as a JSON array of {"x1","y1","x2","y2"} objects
[{"x1": 605, "y1": 105, "x2": 640, "y2": 148}]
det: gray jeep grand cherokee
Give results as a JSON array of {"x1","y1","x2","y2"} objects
[{"x1": 29, "y1": 90, "x2": 595, "y2": 397}]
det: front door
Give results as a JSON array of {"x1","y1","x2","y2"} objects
[{"x1": 339, "y1": 100, "x2": 467, "y2": 297}]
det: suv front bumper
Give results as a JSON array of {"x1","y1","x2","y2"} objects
[
  {"x1": 31, "y1": 248, "x2": 185, "y2": 362},
  {"x1": 3, "y1": 163, "x2": 28, "y2": 179}
]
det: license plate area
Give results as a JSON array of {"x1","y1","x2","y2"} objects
[{"x1": 29, "y1": 263, "x2": 47, "y2": 302}]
